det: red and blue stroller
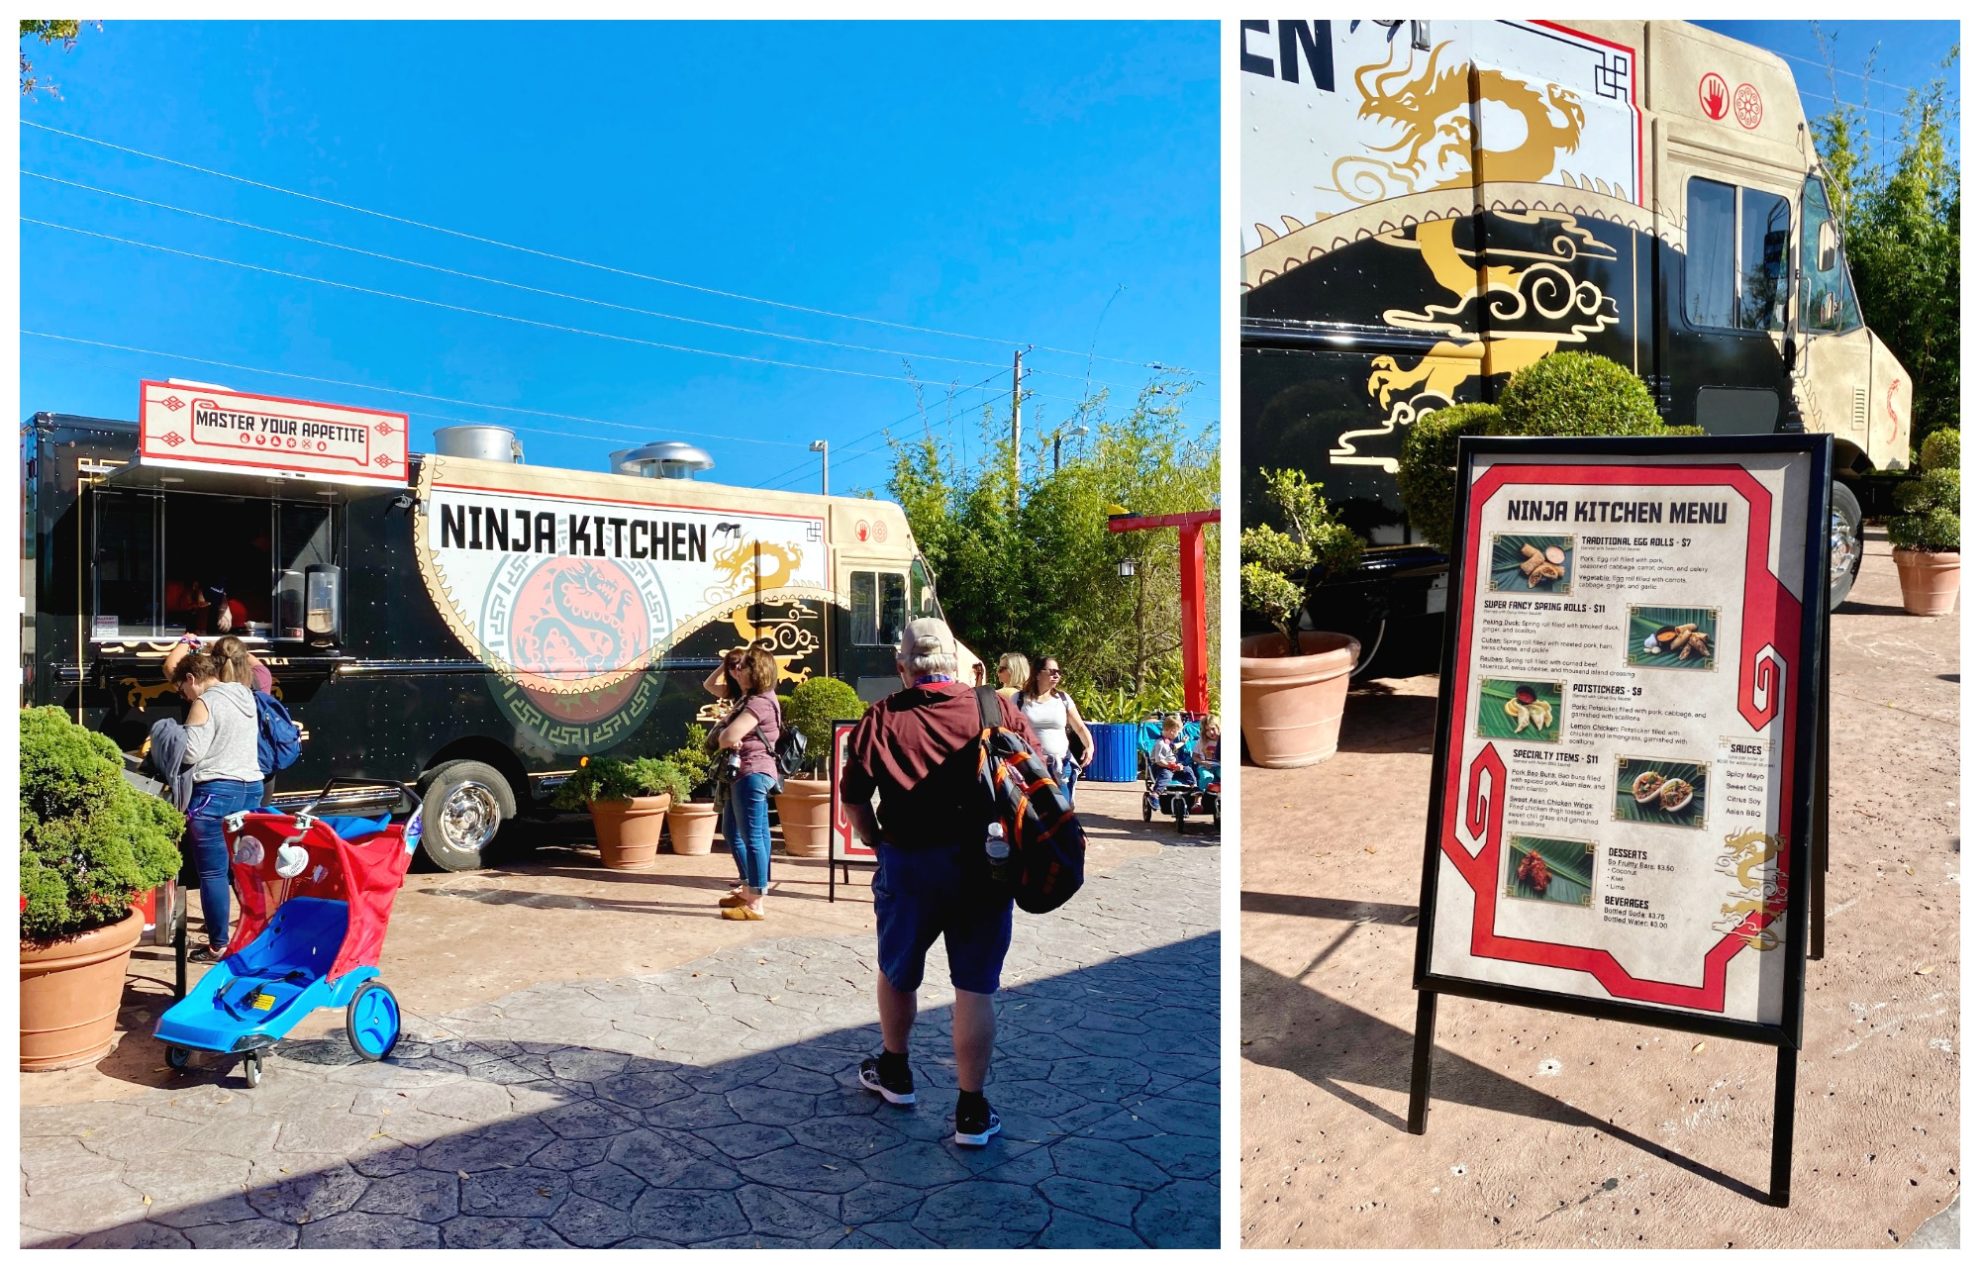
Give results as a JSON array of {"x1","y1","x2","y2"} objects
[
  {"x1": 1137, "y1": 718, "x2": 1221, "y2": 832},
  {"x1": 154, "y1": 779, "x2": 423, "y2": 1086}
]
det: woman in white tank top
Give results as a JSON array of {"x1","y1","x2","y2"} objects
[{"x1": 1018, "y1": 657, "x2": 1093, "y2": 806}]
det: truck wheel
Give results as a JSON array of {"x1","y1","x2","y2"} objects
[
  {"x1": 1828, "y1": 481, "x2": 1865, "y2": 610},
  {"x1": 419, "y1": 760, "x2": 515, "y2": 872}
]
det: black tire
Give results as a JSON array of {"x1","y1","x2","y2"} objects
[
  {"x1": 1828, "y1": 480, "x2": 1865, "y2": 610},
  {"x1": 419, "y1": 759, "x2": 517, "y2": 872},
  {"x1": 346, "y1": 981, "x2": 402, "y2": 1061},
  {"x1": 1142, "y1": 794, "x2": 1153, "y2": 823},
  {"x1": 165, "y1": 1045, "x2": 192, "y2": 1071}
]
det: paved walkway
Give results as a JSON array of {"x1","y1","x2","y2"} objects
[{"x1": 22, "y1": 834, "x2": 1219, "y2": 1249}]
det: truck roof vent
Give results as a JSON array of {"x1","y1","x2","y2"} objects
[
  {"x1": 609, "y1": 441, "x2": 714, "y2": 480},
  {"x1": 433, "y1": 424, "x2": 523, "y2": 463}
]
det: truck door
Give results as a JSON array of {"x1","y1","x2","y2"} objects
[
  {"x1": 1660, "y1": 152, "x2": 1797, "y2": 432},
  {"x1": 1792, "y1": 172, "x2": 1898, "y2": 469}
]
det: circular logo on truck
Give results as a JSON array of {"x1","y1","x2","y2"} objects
[
  {"x1": 1698, "y1": 72, "x2": 1730, "y2": 121},
  {"x1": 1734, "y1": 83, "x2": 1763, "y2": 130},
  {"x1": 481, "y1": 555, "x2": 671, "y2": 695}
]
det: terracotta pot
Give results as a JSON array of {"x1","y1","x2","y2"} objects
[
  {"x1": 666, "y1": 801, "x2": 720, "y2": 856},
  {"x1": 590, "y1": 794, "x2": 671, "y2": 869},
  {"x1": 774, "y1": 779, "x2": 834, "y2": 857},
  {"x1": 20, "y1": 908, "x2": 144, "y2": 1072},
  {"x1": 1894, "y1": 548, "x2": 1960, "y2": 616},
  {"x1": 1238, "y1": 631, "x2": 1360, "y2": 768}
]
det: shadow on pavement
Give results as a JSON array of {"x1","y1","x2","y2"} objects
[
  {"x1": 1240, "y1": 955, "x2": 1769, "y2": 1205},
  {"x1": 25, "y1": 937, "x2": 1220, "y2": 1250},
  {"x1": 1335, "y1": 685, "x2": 1438, "y2": 755}
]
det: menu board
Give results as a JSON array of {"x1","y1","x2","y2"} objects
[{"x1": 1414, "y1": 437, "x2": 1828, "y2": 1042}]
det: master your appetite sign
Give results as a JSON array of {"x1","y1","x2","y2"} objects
[{"x1": 1417, "y1": 439, "x2": 1825, "y2": 1033}]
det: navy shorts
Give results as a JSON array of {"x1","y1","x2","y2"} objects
[{"x1": 873, "y1": 841, "x2": 1015, "y2": 995}]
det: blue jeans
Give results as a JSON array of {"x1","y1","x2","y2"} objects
[
  {"x1": 183, "y1": 778, "x2": 262, "y2": 946},
  {"x1": 723, "y1": 773, "x2": 776, "y2": 892},
  {"x1": 1048, "y1": 755, "x2": 1079, "y2": 808}
]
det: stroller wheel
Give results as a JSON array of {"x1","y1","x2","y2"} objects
[
  {"x1": 1142, "y1": 795, "x2": 1153, "y2": 823},
  {"x1": 241, "y1": 1051, "x2": 263, "y2": 1088},
  {"x1": 347, "y1": 981, "x2": 402, "y2": 1061},
  {"x1": 165, "y1": 1045, "x2": 193, "y2": 1072}
]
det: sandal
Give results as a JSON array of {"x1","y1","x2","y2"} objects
[{"x1": 719, "y1": 906, "x2": 765, "y2": 921}]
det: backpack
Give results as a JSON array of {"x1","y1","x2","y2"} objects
[
  {"x1": 752, "y1": 700, "x2": 808, "y2": 779},
  {"x1": 975, "y1": 686, "x2": 1085, "y2": 914},
  {"x1": 254, "y1": 689, "x2": 303, "y2": 776}
]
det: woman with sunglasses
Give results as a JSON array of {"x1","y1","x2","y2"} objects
[{"x1": 1017, "y1": 657, "x2": 1094, "y2": 806}]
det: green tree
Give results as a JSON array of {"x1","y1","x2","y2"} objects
[
  {"x1": 20, "y1": 20, "x2": 97, "y2": 97},
  {"x1": 1813, "y1": 36, "x2": 1960, "y2": 445},
  {"x1": 886, "y1": 377, "x2": 1219, "y2": 708}
]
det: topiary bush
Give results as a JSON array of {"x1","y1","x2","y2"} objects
[
  {"x1": 1493, "y1": 351, "x2": 1667, "y2": 438},
  {"x1": 782, "y1": 675, "x2": 867, "y2": 776},
  {"x1": 667, "y1": 724, "x2": 716, "y2": 800},
  {"x1": 1240, "y1": 467, "x2": 1366, "y2": 655},
  {"x1": 1919, "y1": 427, "x2": 1960, "y2": 473},
  {"x1": 1889, "y1": 466, "x2": 1960, "y2": 553},
  {"x1": 20, "y1": 706, "x2": 184, "y2": 941},
  {"x1": 1397, "y1": 402, "x2": 1502, "y2": 553}
]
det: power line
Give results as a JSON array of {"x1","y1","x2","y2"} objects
[
  {"x1": 20, "y1": 169, "x2": 1142, "y2": 390},
  {"x1": 21, "y1": 118, "x2": 1195, "y2": 375},
  {"x1": 1774, "y1": 45, "x2": 1954, "y2": 96},
  {"x1": 20, "y1": 329, "x2": 808, "y2": 449},
  {"x1": 22, "y1": 214, "x2": 1083, "y2": 403},
  {"x1": 756, "y1": 372, "x2": 1009, "y2": 491}
]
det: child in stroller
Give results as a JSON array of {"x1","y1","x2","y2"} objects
[{"x1": 1139, "y1": 715, "x2": 1203, "y2": 829}]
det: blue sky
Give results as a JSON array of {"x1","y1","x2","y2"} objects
[
  {"x1": 1698, "y1": 21, "x2": 1961, "y2": 160},
  {"x1": 18, "y1": 20, "x2": 1219, "y2": 497}
]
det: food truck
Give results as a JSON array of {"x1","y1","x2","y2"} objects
[
  {"x1": 1240, "y1": 19, "x2": 1911, "y2": 670},
  {"x1": 22, "y1": 382, "x2": 971, "y2": 870}
]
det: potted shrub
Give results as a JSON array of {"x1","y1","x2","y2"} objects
[
  {"x1": 553, "y1": 755, "x2": 688, "y2": 870},
  {"x1": 773, "y1": 675, "x2": 867, "y2": 858},
  {"x1": 1239, "y1": 468, "x2": 1365, "y2": 767},
  {"x1": 1889, "y1": 453, "x2": 1960, "y2": 616},
  {"x1": 20, "y1": 706, "x2": 183, "y2": 1071},
  {"x1": 664, "y1": 725, "x2": 720, "y2": 856}
]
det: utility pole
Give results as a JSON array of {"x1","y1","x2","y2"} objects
[
  {"x1": 809, "y1": 439, "x2": 829, "y2": 495},
  {"x1": 1010, "y1": 346, "x2": 1028, "y2": 509}
]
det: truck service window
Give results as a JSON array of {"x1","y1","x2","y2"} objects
[
  {"x1": 1684, "y1": 177, "x2": 1789, "y2": 333},
  {"x1": 89, "y1": 487, "x2": 342, "y2": 640},
  {"x1": 91, "y1": 489, "x2": 164, "y2": 638},
  {"x1": 1801, "y1": 175, "x2": 1864, "y2": 334},
  {"x1": 850, "y1": 569, "x2": 908, "y2": 646}
]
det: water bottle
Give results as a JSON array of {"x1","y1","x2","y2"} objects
[{"x1": 984, "y1": 821, "x2": 1011, "y2": 882}]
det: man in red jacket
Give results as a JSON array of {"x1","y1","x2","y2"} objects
[{"x1": 841, "y1": 617, "x2": 1042, "y2": 1148}]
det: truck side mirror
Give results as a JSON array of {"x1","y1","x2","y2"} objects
[{"x1": 1817, "y1": 221, "x2": 1838, "y2": 273}]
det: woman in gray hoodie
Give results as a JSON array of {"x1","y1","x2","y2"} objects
[{"x1": 172, "y1": 652, "x2": 265, "y2": 962}]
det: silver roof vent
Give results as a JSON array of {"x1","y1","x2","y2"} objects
[
  {"x1": 434, "y1": 424, "x2": 523, "y2": 463},
  {"x1": 609, "y1": 441, "x2": 714, "y2": 480}
]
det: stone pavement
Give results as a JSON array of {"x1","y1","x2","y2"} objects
[{"x1": 21, "y1": 834, "x2": 1219, "y2": 1249}]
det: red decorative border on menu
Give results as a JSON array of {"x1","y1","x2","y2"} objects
[{"x1": 1440, "y1": 464, "x2": 1802, "y2": 1013}]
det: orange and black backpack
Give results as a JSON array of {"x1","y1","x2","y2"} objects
[{"x1": 974, "y1": 686, "x2": 1085, "y2": 914}]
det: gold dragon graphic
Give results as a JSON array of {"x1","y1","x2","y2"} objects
[
  {"x1": 1711, "y1": 829, "x2": 1787, "y2": 952},
  {"x1": 1279, "y1": 41, "x2": 1628, "y2": 471},
  {"x1": 710, "y1": 538, "x2": 803, "y2": 596}
]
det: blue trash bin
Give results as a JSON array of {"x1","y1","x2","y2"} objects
[{"x1": 1083, "y1": 722, "x2": 1139, "y2": 783}]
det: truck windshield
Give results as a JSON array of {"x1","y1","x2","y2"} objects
[
  {"x1": 1801, "y1": 174, "x2": 1864, "y2": 334},
  {"x1": 909, "y1": 556, "x2": 944, "y2": 621}
]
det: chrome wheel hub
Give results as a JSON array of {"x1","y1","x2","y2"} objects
[
  {"x1": 441, "y1": 782, "x2": 501, "y2": 852},
  {"x1": 1830, "y1": 507, "x2": 1861, "y2": 586}
]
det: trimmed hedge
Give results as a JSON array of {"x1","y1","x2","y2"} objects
[
  {"x1": 20, "y1": 706, "x2": 183, "y2": 940},
  {"x1": 1494, "y1": 351, "x2": 1667, "y2": 437},
  {"x1": 782, "y1": 675, "x2": 867, "y2": 776},
  {"x1": 1890, "y1": 465, "x2": 1960, "y2": 553},
  {"x1": 1398, "y1": 402, "x2": 1501, "y2": 553},
  {"x1": 1919, "y1": 428, "x2": 1960, "y2": 473}
]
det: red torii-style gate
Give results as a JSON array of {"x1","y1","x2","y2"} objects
[{"x1": 1106, "y1": 508, "x2": 1221, "y2": 717}]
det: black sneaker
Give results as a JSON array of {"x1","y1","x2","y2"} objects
[
  {"x1": 954, "y1": 1098, "x2": 1001, "y2": 1147},
  {"x1": 857, "y1": 1055, "x2": 915, "y2": 1106},
  {"x1": 188, "y1": 944, "x2": 225, "y2": 964}
]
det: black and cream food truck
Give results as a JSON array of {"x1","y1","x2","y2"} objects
[
  {"x1": 22, "y1": 382, "x2": 968, "y2": 869},
  {"x1": 1240, "y1": 19, "x2": 1911, "y2": 671}
]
